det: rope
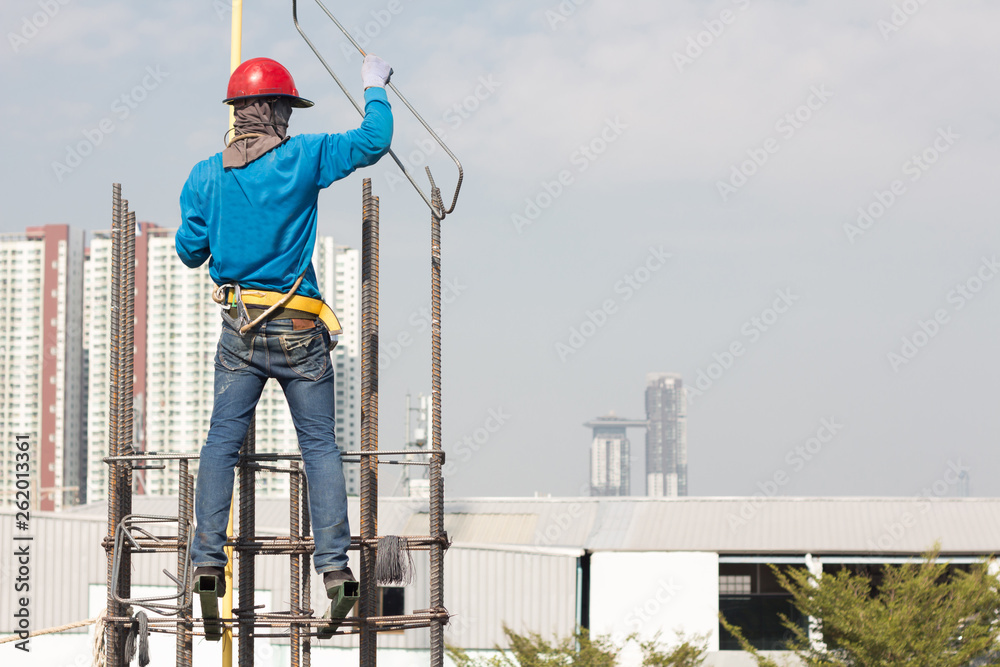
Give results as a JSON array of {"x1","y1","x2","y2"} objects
[
  {"x1": 94, "y1": 610, "x2": 107, "y2": 667},
  {"x1": 223, "y1": 130, "x2": 268, "y2": 147},
  {"x1": 0, "y1": 617, "x2": 96, "y2": 644},
  {"x1": 239, "y1": 272, "x2": 304, "y2": 334},
  {"x1": 375, "y1": 535, "x2": 414, "y2": 585}
]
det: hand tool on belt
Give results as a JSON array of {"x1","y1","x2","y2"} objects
[{"x1": 211, "y1": 272, "x2": 343, "y2": 337}]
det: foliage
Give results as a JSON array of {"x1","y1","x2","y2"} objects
[
  {"x1": 447, "y1": 626, "x2": 708, "y2": 667},
  {"x1": 721, "y1": 547, "x2": 1000, "y2": 667},
  {"x1": 446, "y1": 626, "x2": 620, "y2": 667},
  {"x1": 640, "y1": 631, "x2": 708, "y2": 667}
]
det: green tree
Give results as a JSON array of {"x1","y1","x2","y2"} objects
[
  {"x1": 447, "y1": 626, "x2": 621, "y2": 667},
  {"x1": 720, "y1": 548, "x2": 1000, "y2": 667},
  {"x1": 447, "y1": 626, "x2": 708, "y2": 667},
  {"x1": 640, "y1": 631, "x2": 708, "y2": 667}
]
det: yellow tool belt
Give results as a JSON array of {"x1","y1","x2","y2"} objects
[
  {"x1": 216, "y1": 284, "x2": 343, "y2": 335},
  {"x1": 237, "y1": 289, "x2": 342, "y2": 335}
]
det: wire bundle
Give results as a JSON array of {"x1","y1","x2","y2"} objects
[
  {"x1": 123, "y1": 611, "x2": 150, "y2": 666},
  {"x1": 375, "y1": 535, "x2": 414, "y2": 585}
]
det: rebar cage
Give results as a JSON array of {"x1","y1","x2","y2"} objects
[{"x1": 103, "y1": 179, "x2": 449, "y2": 667}]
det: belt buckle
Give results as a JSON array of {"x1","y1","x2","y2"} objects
[{"x1": 233, "y1": 285, "x2": 252, "y2": 330}]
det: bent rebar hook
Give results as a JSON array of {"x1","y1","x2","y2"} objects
[{"x1": 292, "y1": 0, "x2": 464, "y2": 220}]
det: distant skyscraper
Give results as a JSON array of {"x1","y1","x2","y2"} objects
[
  {"x1": 645, "y1": 373, "x2": 687, "y2": 497},
  {"x1": 584, "y1": 414, "x2": 647, "y2": 496},
  {"x1": 0, "y1": 225, "x2": 85, "y2": 510},
  {"x1": 957, "y1": 470, "x2": 970, "y2": 497}
]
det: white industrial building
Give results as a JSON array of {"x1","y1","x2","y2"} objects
[{"x1": 3, "y1": 496, "x2": 998, "y2": 666}]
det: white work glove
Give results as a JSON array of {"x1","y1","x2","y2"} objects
[{"x1": 362, "y1": 54, "x2": 393, "y2": 89}]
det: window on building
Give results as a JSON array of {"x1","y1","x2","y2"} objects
[
  {"x1": 379, "y1": 586, "x2": 405, "y2": 616},
  {"x1": 719, "y1": 574, "x2": 752, "y2": 595},
  {"x1": 718, "y1": 562, "x2": 806, "y2": 651}
]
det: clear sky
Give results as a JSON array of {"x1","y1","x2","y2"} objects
[{"x1": 2, "y1": 0, "x2": 998, "y2": 499}]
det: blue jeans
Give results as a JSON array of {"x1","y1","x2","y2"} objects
[{"x1": 191, "y1": 318, "x2": 351, "y2": 574}]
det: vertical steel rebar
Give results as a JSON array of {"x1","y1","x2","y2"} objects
[
  {"x1": 118, "y1": 205, "x2": 136, "y2": 659},
  {"x1": 105, "y1": 183, "x2": 122, "y2": 667},
  {"x1": 359, "y1": 179, "x2": 380, "y2": 667},
  {"x1": 124, "y1": 205, "x2": 136, "y2": 461},
  {"x1": 119, "y1": 208, "x2": 136, "y2": 638},
  {"x1": 301, "y1": 474, "x2": 312, "y2": 667},
  {"x1": 429, "y1": 184, "x2": 445, "y2": 667},
  {"x1": 290, "y1": 461, "x2": 302, "y2": 667},
  {"x1": 177, "y1": 459, "x2": 194, "y2": 667},
  {"x1": 106, "y1": 186, "x2": 136, "y2": 667},
  {"x1": 238, "y1": 420, "x2": 256, "y2": 667},
  {"x1": 121, "y1": 208, "x2": 136, "y2": 463}
]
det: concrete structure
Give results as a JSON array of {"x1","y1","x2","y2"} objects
[
  {"x1": 4, "y1": 496, "x2": 998, "y2": 666},
  {"x1": 0, "y1": 225, "x2": 85, "y2": 511},
  {"x1": 645, "y1": 373, "x2": 687, "y2": 497},
  {"x1": 583, "y1": 414, "x2": 647, "y2": 496},
  {"x1": 84, "y1": 228, "x2": 363, "y2": 500}
]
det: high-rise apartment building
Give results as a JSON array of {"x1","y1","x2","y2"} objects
[
  {"x1": 583, "y1": 414, "x2": 647, "y2": 497},
  {"x1": 84, "y1": 228, "x2": 363, "y2": 500},
  {"x1": 140, "y1": 226, "x2": 218, "y2": 496},
  {"x1": 330, "y1": 243, "x2": 361, "y2": 496},
  {"x1": 84, "y1": 224, "x2": 154, "y2": 501},
  {"x1": 0, "y1": 225, "x2": 85, "y2": 511},
  {"x1": 645, "y1": 373, "x2": 687, "y2": 497}
]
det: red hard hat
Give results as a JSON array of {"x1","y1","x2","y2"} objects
[{"x1": 224, "y1": 57, "x2": 313, "y2": 108}]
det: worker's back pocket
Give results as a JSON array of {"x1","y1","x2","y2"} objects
[
  {"x1": 280, "y1": 329, "x2": 328, "y2": 381},
  {"x1": 217, "y1": 328, "x2": 253, "y2": 371}
]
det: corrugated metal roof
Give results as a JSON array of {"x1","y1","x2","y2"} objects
[
  {"x1": 58, "y1": 495, "x2": 1000, "y2": 554},
  {"x1": 404, "y1": 513, "x2": 539, "y2": 544},
  {"x1": 436, "y1": 496, "x2": 1000, "y2": 555}
]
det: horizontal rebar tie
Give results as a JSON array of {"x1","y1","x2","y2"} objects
[{"x1": 103, "y1": 449, "x2": 443, "y2": 462}]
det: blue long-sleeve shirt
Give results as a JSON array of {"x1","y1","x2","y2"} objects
[{"x1": 176, "y1": 87, "x2": 392, "y2": 300}]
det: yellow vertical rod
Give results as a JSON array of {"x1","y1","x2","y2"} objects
[
  {"x1": 222, "y1": 3, "x2": 242, "y2": 665},
  {"x1": 229, "y1": 0, "x2": 243, "y2": 129},
  {"x1": 222, "y1": 494, "x2": 236, "y2": 664}
]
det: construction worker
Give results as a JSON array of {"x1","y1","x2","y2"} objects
[{"x1": 176, "y1": 55, "x2": 393, "y2": 603}]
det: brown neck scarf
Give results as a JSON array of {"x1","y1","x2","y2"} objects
[{"x1": 222, "y1": 98, "x2": 293, "y2": 169}]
